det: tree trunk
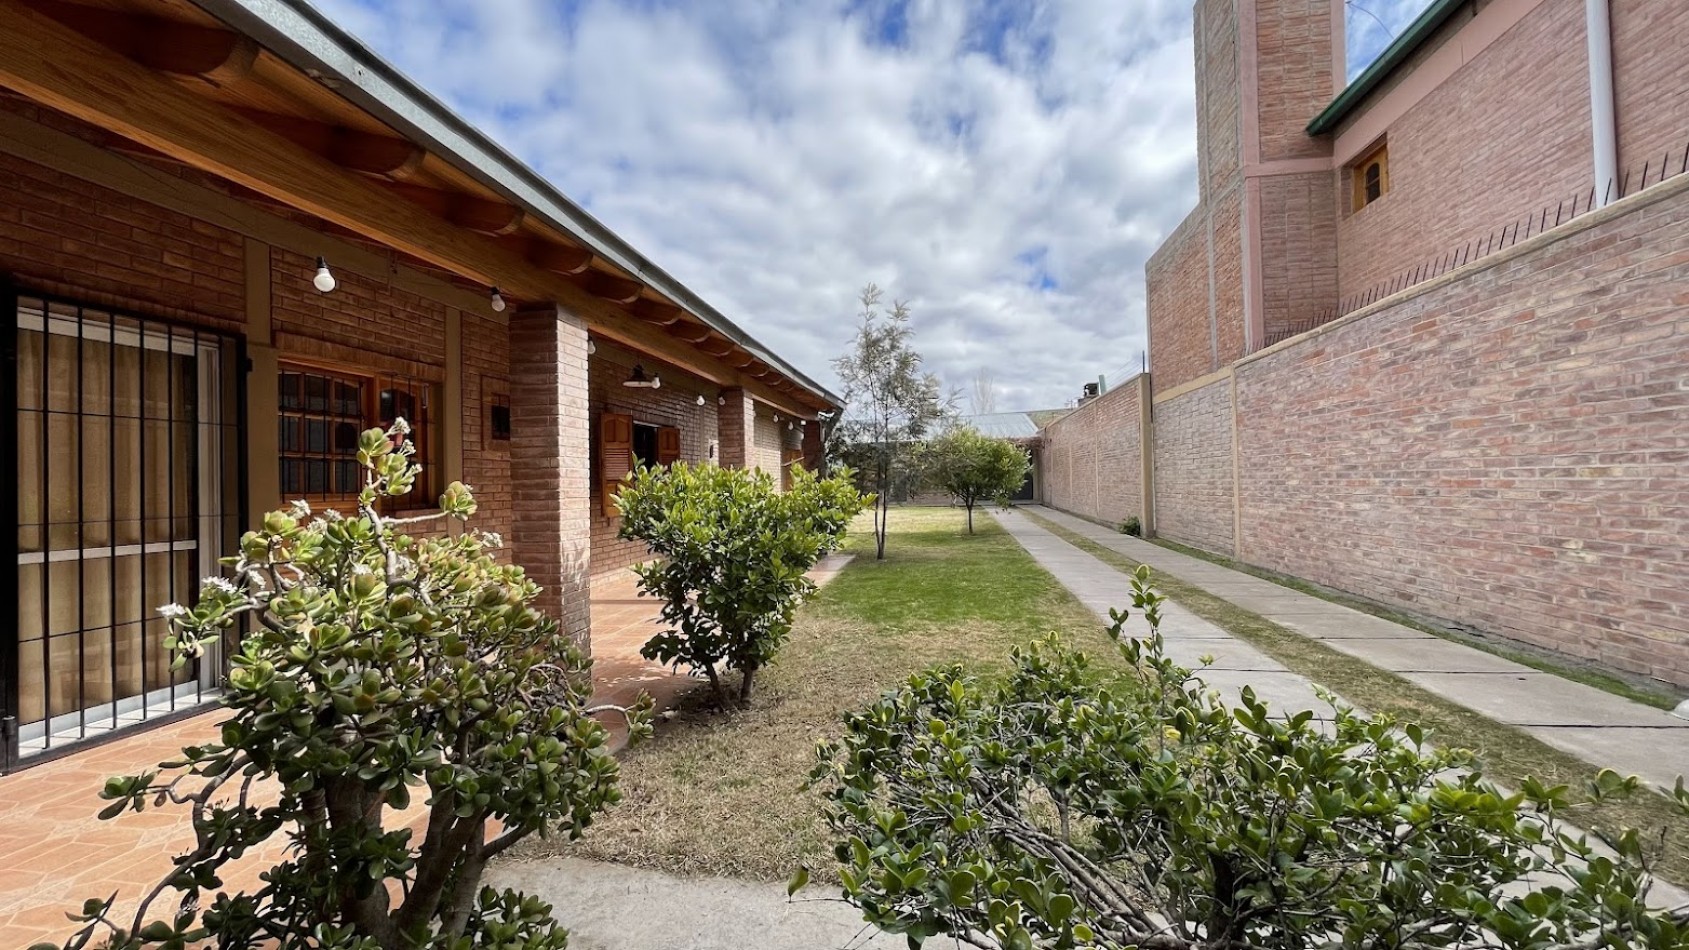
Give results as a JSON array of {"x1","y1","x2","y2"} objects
[
  {"x1": 966, "y1": 502, "x2": 974, "y2": 534},
  {"x1": 738, "y1": 664, "x2": 757, "y2": 703},
  {"x1": 703, "y1": 663, "x2": 727, "y2": 708},
  {"x1": 876, "y1": 491, "x2": 890, "y2": 559}
]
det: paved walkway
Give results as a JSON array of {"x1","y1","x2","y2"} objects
[
  {"x1": 487, "y1": 857, "x2": 892, "y2": 950},
  {"x1": 994, "y1": 506, "x2": 1689, "y2": 791}
]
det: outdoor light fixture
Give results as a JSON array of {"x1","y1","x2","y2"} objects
[
  {"x1": 490, "y1": 287, "x2": 506, "y2": 312},
  {"x1": 312, "y1": 257, "x2": 336, "y2": 293},
  {"x1": 787, "y1": 422, "x2": 794, "y2": 431},
  {"x1": 696, "y1": 394, "x2": 706, "y2": 407},
  {"x1": 773, "y1": 414, "x2": 781, "y2": 423},
  {"x1": 623, "y1": 364, "x2": 661, "y2": 389},
  {"x1": 718, "y1": 395, "x2": 726, "y2": 406},
  {"x1": 587, "y1": 340, "x2": 596, "y2": 354}
]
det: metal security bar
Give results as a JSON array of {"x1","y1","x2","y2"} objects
[{"x1": 5, "y1": 290, "x2": 243, "y2": 771}]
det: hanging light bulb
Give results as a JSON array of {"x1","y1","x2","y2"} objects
[
  {"x1": 718, "y1": 395, "x2": 726, "y2": 406},
  {"x1": 312, "y1": 257, "x2": 336, "y2": 293},
  {"x1": 587, "y1": 339, "x2": 596, "y2": 355},
  {"x1": 696, "y1": 394, "x2": 706, "y2": 407},
  {"x1": 490, "y1": 287, "x2": 506, "y2": 312}
]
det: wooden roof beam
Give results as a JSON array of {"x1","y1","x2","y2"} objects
[
  {"x1": 500, "y1": 237, "x2": 593, "y2": 276},
  {"x1": 386, "y1": 181, "x2": 524, "y2": 235},
  {"x1": 26, "y1": 0, "x2": 257, "y2": 85},
  {"x1": 666, "y1": 322, "x2": 713, "y2": 345},
  {"x1": 628, "y1": 297, "x2": 684, "y2": 326},
  {"x1": 576, "y1": 270, "x2": 644, "y2": 305},
  {"x1": 233, "y1": 110, "x2": 425, "y2": 180}
]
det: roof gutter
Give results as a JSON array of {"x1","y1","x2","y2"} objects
[
  {"x1": 1306, "y1": 0, "x2": 1470, "y2": 136},
  {"x1": 189, "y1": 0, "x2": 842, "y2": 409}
]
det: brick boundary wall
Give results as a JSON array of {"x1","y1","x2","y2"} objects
[
  {"x1": 1151, "y1": 175, "x2": 1689, "y2": 688},
  {"x1": 1037, "y1": 374, "x2": 1153, "y2": 529}
]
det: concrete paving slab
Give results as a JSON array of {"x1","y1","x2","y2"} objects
[
  {"x1": 1162, "y1": 636, "x2": 1288, "y2": 672},
  {"x1": 1268, "y1": 612, "x2": 1437, "y2": 640},
  {"x1": 487, "y1": 857, "x2": 893, "y2": 950},
  {"x1": 1521, "y1": 727, "x2": 1689, "y2": 791},
  {"x1": 1192, "y1": 669, "x2": 1337, "y2": 717},
  {"x1": 1319, "y1": 636, "x2": 1537, "y2": 674},
  {"x1": 1398, "y1": 672, "x2": 1689, "y2": 729}
]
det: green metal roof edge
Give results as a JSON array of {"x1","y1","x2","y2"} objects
[{"x1": 1307, "y1": 0, "x2": 1469, "y2": 136}]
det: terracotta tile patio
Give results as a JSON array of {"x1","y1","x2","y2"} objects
[{"x1": 0, "y1": 557, "x2": 850, "y2": 946}]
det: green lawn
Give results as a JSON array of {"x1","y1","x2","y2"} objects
[{"x1": 526, "y1": 506, "x2": 1112, "y2": 880}]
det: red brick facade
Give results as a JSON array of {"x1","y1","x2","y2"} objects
[
  {"x1": 1039, "y1": 375, "x2": 1149, "y2": 527},
  {"x1": 1151, "y1": 377, "x2": 1238, "y2": 556},
  {"x1": 1332, "y1": 0, "x2": 1592, "y2": 301},
  {"x1": 1150, "y1": 179, "x2": 1689, "y2": 687},
  {"x1": 587, "y1": 340, "x2": 721, "y2": 583}
]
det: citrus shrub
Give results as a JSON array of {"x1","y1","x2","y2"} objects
[
  {"x1": 917, "y1": 427, "x2": 1030, "y2": 533},
  {"x1": 811, "y1": 566, "x2": 1689, "y2": 949},
  {"x1": 38, "y1": 421, "x2": 651, "y2": 950},
  {"x1": 616, "y1": 461, "x2": 868, "y2": 706}
]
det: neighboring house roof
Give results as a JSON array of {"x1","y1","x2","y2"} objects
[
  {"x1": 1025, "y1": 408, "x2": 1075, "y2": 429},
  {"x1": 963, "y1": 412, "x2": 1042, "y2": 440},
  {"x1": 1306, "y1": 0, "x2": 1468, "y2": 136}
]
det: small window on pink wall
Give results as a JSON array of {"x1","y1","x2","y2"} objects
[{"x1": 1351, "y1": 140, "x2": 1389, "y2": 212}]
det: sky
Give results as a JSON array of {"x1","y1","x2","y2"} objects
[{"x1": 311, "y1": 0, "x2": 1430, "y2": 411}]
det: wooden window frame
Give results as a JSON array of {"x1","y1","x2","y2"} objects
[
  {"x1": 277, "y1": 358, "x2": 438, "y2": 511},
  {"x1": 598, "y1": 412, "x2": 681, "y2": 518},
  {"x1": 1350, "y1": 140, "x2": 1390, "y2": 212}
]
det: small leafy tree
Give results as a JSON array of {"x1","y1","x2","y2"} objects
[
  {"x1": 617, "y1": 461, "x2": 867, "y2": 706},
  {"x1": 834, "y1": 283, "x2": 951, "y2": 560},
  {"x1": 39, "y1": 421, "x2": 651, "y2": 950},
  {"x1": 918, "y1": 427, "x2": 1031, "y2": 533},
  {"x1": 813, "y1": 566, "x2": 1689, "y2": 950}
]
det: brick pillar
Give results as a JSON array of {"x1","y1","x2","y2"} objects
[
  {"x1": 802, "y1": 417, "x2": 823, "y2": 471},
  {"x1": 717, "y1": 388, "x2": 756, "y2": 468},
  {"x1": 508, "y1": 304, "x2": 592, "y2": 654}
]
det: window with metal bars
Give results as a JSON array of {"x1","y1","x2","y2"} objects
[
  {"x1": 5, "y1": 288, "x2": 243, "y2": 770},
  {"x1": 276, "y1": 362, "x2": 438, "y2": 508}
]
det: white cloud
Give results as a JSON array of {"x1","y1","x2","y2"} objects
[{"x1": 311, "y1": 0, "x2": 1198, "y2": 409}]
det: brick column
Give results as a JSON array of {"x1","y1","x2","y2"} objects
[
  {"x1": 802, "y1": 417, "x2": 823, "y2": 471},
  {"x1": 717, "y1": 387, "x2": 756, "y2": 468},
  {"x1": 508, "y1": 304, "x2": 593, "y2": 654}
]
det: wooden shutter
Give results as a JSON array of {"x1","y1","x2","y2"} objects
[
  {"x1": 600, "y1": 412, "x2": 634, "y2": 516},
  {"x1": 656, "y1": 426, "x2": 682, "y2": 466},
  {"x1": 782, "y1": 447, "x2": 804, "y2": 491}
]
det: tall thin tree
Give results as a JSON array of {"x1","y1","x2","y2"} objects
[
  {"x1": 969, "y1": 369, "x2": 997, "y2": 415},
  {"x1": 834, "y1": 284, "x2": 950, "y2": 560}
]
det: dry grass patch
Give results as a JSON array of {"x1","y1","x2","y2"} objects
[{"x1": 521, "y1": 507, "x2": 1113, "y2": 880}]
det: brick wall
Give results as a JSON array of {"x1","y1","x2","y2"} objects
[
  {"x1": 271, "y1": 247, "x2": 448, "y2": 372},
  {"x1": 1254, "y1": 0, "x2": 1337, "y2": 162},
  {"x1": 751, "y1": 408, "x2": 790, "y2": 477},
  {"x1": 1611, "y1": 0, "x2": 1689, "y2": 174},
  {"x1": 587, "y1": 341, "x2": 721, "y2": 581},
  {"x1": 1211, "y1": 187, "x2": 1246, "y2": 364},
  {"x1": 1332, "y1": 0, "x2": 1592, "y2": 301},
  {"x1": 1038, "y1": 376, "x2": 1147, "y2": 527},
  {"x1": 1146, "y1": 212, "x2": 1212, "y2": 394},
  {"x1": 1152, "y1": 377, "x2": 1236, "y2": 555},
  {"x1": 1231, "y1": 180, "x2": 1689, "y2": 687},
  {"x1": 1198, "y1": 0, "x2": 1241, "y2": 199},
  {"x1": 1258, "y1": 170, "x2": 1340, "y2": 339},
  {"x1": 462, "y1": 311, "x2": 512, "y2": 548},
  {"x1": 0, "y1": 148, "x2": 243, "y2": 334}
]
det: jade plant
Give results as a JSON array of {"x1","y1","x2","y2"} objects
[{"x1": 38, "y1": 420, "x2": 650, "y2": 950}]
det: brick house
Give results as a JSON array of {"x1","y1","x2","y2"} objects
[
  {"x1": 0, "y1": 0, "x2": 838, "y2": 771},
  {"x1": 1040, "y1": 0, "x2": 1689, "y2": 687}
]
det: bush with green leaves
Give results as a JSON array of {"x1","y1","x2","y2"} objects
[
  {"x1": 38, "y1": 421, "x2": 651, "y2": 950},
  {"x1": 616, "y1": 460, "x2": 867, "y2": 706},
  {"x1": 811, "y1": 565, "x2": 1689, "y2": 949},
  {"x1": 1119, "y1": 516, "x2": 1141, "y2": 538},
  {"x1": 918, "y1": 428, "x2": 1031, "y2": 534}
]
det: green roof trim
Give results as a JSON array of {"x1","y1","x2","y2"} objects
[{"x1": 1307, "y1": 0, "x2": 1470, "y2": 136}]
